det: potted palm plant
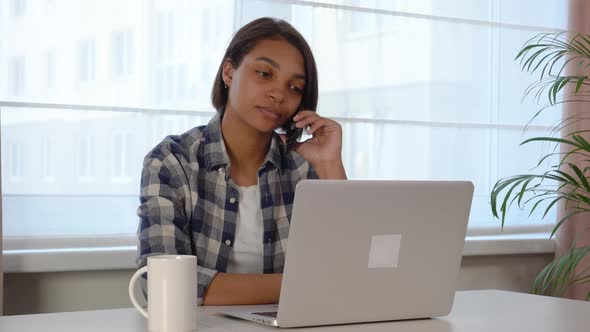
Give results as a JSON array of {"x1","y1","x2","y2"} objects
[{"x1": 490, "y1": 32, "x2": 590, "y2": 300}]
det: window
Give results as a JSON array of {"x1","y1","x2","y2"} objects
[
  {"x1": 78, "y1": 39, "x2": 96, "y2": 83},
  {"x1": 112, "y1": 133, "x2": 124, "y2": 178},
  {"x1": 349, "y1": 0, "x2": 377, "y2": 34},
  {"x1": 201, "y1": 8, "x2": 213, "y2": 47},
  {"x1": 9, "y1": 142, "x2": 24, "y2": 180},
  {"x1": 111, "y1": 30, "x2": 133, "y2": 77},
  {"x1": 156, "y1": 12, "x2": 174, "y2": 63},
  {"x1": 155, "y1": 64, "x2": 188, "y2": 104},
  {"x1": 176, "y1": 64, "x2": 187, "y2": 99},
  {"x1": 111, "y1": 132, "x2": 134, "y2": 180},
  {"x1": 45, "y1": 0, "x2": 55, "y2": 10},
  {"x1": 41, "y1": 137, "x2": 53, "y2": 180},
  {"x1": 46, "y1": 49, "x2": 56, "y2": 89},
  {"x1": 9, "y1": 56, "x2": 25, "y2": 96},
  {"x1": 154, "y1": 11, "x2": 190, "y2": 105},
  {"x1": 12, "y1": 0, "x2": 26, "y2": 17},
  {"x1": 77, "y1": 136, "x2": 95, "y2": 180},
  {"x1": 165, "y1": 65, "x2": 174, "y2": 100},
  {"x1": 0, "y1": 1, "x2": 568, "y2": 263}
]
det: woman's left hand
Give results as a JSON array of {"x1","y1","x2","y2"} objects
[{"x1": 280, "y1": 110, "x2": 347, "y2": 179}]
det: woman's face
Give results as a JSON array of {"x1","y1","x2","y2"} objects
[{"x1": 223, "y1": 38, "x2": 306, "y2": 134}]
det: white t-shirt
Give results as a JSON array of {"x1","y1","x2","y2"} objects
[{"x1": 226, "y1": 185, "x2": 264, "y2": 274}]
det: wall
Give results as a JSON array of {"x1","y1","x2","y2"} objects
[{"x1": 2, "y1": 253, "x2": 554, "y2": 315}]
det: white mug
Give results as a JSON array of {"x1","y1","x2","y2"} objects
[{"x1": 129, "y1": 255, "x2": 198, "y2": 332}]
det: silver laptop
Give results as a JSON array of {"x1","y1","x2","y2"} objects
[{"x1": 222, "y1": 180, "x2": 474, "y2": 328}]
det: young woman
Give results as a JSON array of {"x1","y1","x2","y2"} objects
[{"x1": 137, "y1": 17, "x2": 346, "y2": 306}]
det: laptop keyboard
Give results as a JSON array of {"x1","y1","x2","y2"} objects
[{"x1": 253, "y1": 311, "x2": 278, "y2": 318}]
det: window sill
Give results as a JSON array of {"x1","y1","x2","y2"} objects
[
  {"x1": 463, "y1": 233, "x2": 555, "y2": 256},
  {"x1": 3, "y1": 246, "x2": 137, "y2": 273},
  {"x1": 2, "y1": 234, "x2": 556, "y2": 273}
]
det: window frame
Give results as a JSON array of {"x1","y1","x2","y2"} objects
[{"x1": 0, "y1": 0, "x2": 568, "y2": 271}]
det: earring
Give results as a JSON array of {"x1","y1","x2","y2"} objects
[{"x1": 224, "y1": 81, "x2": 228, "y2": 89}]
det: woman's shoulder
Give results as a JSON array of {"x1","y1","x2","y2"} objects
[{"x1": 144, "y1": 125, "x2": 208, "y2": 162}]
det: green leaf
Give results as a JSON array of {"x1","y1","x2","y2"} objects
[
  {"x1": 522, "y1": 136, "x2": 584, "y2": 150},
  {"x1": 499, "y1": 180, "x2": 526, "y2": 229},
  {"x1": 575, "y1": 77, "x2": 586, "y2": 93},
  {"x1": 567, "y1": 163, "x2": 590, "y2": 191},
  {"x1": 542, "y1": 196, "x2": 563, "y2": 218},
  {"x1": 553, "y1": 170, "x2": 579, "y2": 186},
  {"x1": 531, "y1": 245, "x2": 590, "y2": 297},
  {"x1": 556, "y1": 247, "x2": 590, "y2": 294},
  {"x1": 571, "y1": 135, "x2": 590, "y2": 150},
  {"x1": 572, "y1": 35, "x2": 590, "y2": 57},
  {"x1": 517, "y1": 178, "x2": 535, "y2": 206},
  {"x1": 491, "y1": 176, "x2": 528, "y2": 217},
  {"x1": 533, "y1": 50, "x2": 566, "y2": 73},
  {"x1": 551, "y1": 210, "x2": 584, "y2": 238}
]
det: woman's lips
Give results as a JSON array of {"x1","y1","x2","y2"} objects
[{"x1": 257, "y1": 106, "x2": 281, "y2": 120}]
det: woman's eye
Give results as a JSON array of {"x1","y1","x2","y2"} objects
[
  {"x1": 256, "y1": 70, "x2": 270, "y2": 78},
  {"x1": 290, "y1": 85, "x2": 303, "y2": 94}
]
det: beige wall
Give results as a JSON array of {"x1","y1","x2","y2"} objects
[
  {"x1": 3, "y1": 269, "x2": 145, "y2": 315},
  {"x1": 2, "y1": 253, "x2": 554, "y2": 316}
]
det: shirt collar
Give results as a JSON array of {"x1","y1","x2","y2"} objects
[{"x1": 203, "y1": 112, "x2": 285, "y2": 173}]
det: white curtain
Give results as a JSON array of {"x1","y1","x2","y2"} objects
[{"x1": 555, "y1": 0, "x2": 590, "y2": 301}]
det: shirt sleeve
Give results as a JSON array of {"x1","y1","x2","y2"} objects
[{"x1": 136, "y1": 141, "x2": 218, "y2": 305}]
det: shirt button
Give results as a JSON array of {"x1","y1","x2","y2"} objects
[
  {"x1": 225, "y1": 239, "x2": 232, "y2": 246},
  {"x1": 229, "y1": 197, "x2": 236, "y2": 203}
]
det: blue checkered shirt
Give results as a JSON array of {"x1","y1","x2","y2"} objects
[{"x1": 136, "y1": 113, "x2": 317, "y2": 305}]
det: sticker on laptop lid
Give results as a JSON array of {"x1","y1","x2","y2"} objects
[{"x1": 368, "y1": 234, "x2": 402, "y2": 269}]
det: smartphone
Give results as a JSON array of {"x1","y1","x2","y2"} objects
[{"x1": 282, "y1": 106, "x2": 305, "y2": 150}]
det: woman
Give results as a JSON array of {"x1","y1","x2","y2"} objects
[{"x1": 137, "y1": 17, "x2": 346, "y2": 306}]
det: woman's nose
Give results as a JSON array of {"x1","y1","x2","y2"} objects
[{"x1": 267, "y1": 85, "x2": 285, "y2": 103}]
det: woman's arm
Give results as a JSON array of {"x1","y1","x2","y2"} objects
[
  {"x1": 137, "y1": 140, "x2": 220, "y2": 306},
  {"x1": 203, "y1": 273, "x2": 283, "y2": 305},
  {"x1": 313, "y1": 160, "x2": 347, "y2": 179}
]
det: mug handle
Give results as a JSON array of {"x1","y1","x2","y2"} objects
[{"x1": 129, "y1": 266, "x2": 148, "y2": 318}]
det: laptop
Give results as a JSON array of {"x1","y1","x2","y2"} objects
[{"x1": 221, "y1": 180, "x2": 474, "y2": 328}]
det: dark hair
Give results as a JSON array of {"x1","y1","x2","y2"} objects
[{"x1": 211, "y1": 17, "x2": 318, "y2": 148}]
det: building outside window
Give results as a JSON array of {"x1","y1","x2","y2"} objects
[
  {"x1": 12, "y1": 0, "x2": 26, "y2": 17},
  {"x1": 78, "y1": 39, "x2": 96, "y2": 83},
  {"x1": 78, "y1": 136, "x2": 96, "y2": 180},
  {"x1": 9, "y1": 142, "x2": 24, "y2": 180},
  {"x1": 9, "y1": 56, "x2": 25, "y2": 96},
  {"x1": 46, "y1": 49, "x2": 56, "y2": 89},
  {"x1": 111, "y1": 30, "x2": 133, "y2": 77}
]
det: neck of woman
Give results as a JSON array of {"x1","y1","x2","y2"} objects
[{"x1": 221, "y1": 111, "x2": 272, "y2": 184}]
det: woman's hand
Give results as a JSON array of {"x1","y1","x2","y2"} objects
[{"x1": 281, "y1": 110, "x2": 347, "y2": 179}]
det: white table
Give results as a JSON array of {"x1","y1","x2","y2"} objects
[{"x1": 1, "y1": 290, "x2": 589, "y2": 331}]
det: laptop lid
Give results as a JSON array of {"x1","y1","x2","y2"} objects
[{"x1": 276, "y1": 180, "x2": 474, "y2": 328}]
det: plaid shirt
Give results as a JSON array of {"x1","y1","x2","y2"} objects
[{"x1": 136, "y1": 113, "x2": 317, "y2": 305}]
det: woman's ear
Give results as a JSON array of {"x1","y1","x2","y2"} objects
[{"x1": 222, "y1": 59, "x2": 234, "y2": 87}]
